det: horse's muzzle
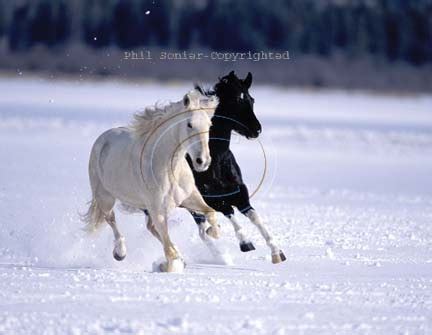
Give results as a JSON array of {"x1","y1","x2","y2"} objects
[{"x1": 194, "y1": 157, "x2": 211, "y2": 172}]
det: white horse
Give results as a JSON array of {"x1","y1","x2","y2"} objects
[{"x1": 83, "y1": 88, "x2": 219, "y2": 272}]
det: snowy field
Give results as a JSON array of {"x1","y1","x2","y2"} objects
[{"x1": 0, "y1": 77, "x2": 432, "y2": 334}]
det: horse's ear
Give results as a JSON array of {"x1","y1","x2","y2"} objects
[
  {"x1": 244, "y1": 72, "x2": 253, "y2": 89},
  {"x1": 183, "y1": 94, "x2": 190, "y2": 107},
  {"x1": 229, "y1": 70, "x2": 235, "y2": 77}
]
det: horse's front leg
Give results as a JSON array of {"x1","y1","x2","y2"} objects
[
  {"x1": 184, "y1": 191, "x2": 237, "y2": 264},
  {"x1": 226, "y1": 213, "x2": 256, "y2": 252},
  {"x1": 190, "y1": 211, "x2": 212, "y2": 241},
  {"x1": 143, "y1": 209, "x2": 163, "y2": 243},
  {"x1": 182, "y1": 188, "x2": 220, "y2": 239},
  {"x1": 150, "y1": 206, "x2": 185, "y2": 273},
  {"x1": 243, "y1": 208, "x2": 286, "y2": 264}
]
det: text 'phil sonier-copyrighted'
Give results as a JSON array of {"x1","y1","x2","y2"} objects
[{"x1": 123, "y1": 50, "x2": 290, "y2": 62}]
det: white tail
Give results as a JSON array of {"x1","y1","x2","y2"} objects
[{"x1": 81, "y1": 198, "x2": 106, "y2": 233}]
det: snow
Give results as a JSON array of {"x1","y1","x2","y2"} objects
[{"x1": 0, "y1": 77, "x2": 431, "y2": 334}]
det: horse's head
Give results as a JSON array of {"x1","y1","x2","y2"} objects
[
  {"x1": 214, "y1": 71, "x2": 261, "y2": 139},
  {"x1": 181, "y1": 88, "x2": 218, "y2": 172}
]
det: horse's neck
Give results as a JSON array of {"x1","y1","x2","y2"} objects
[
  {"x1": 209, "y1": 115, "x2": 232, "y2": 155},
  {"x1": 140, "y1": 122, "x2": 184, "y2": 184}
]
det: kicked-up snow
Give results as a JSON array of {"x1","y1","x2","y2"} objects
[{"x1": 0, "y1": 77, "x2": 431, "y2": 334}]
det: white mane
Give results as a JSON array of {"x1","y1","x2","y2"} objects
[
  {"x1": 130, "y1": 88, "x2": 215, "y2": 138},
  {"x1": 130, "y1": 100, "x2": 181, "y2": 138}
]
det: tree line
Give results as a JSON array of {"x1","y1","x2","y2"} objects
[{"x1": 1, "y1": 0, "x2": 431, "y2": 65}]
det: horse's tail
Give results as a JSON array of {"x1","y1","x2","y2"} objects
[
  {"x1": 81, "y1": 197, "x2": 106, "y2": 233},
  {"x1": 81, "y1": 132, "x2": 111, "y2": 233}
]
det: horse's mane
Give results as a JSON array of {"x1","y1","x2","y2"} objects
[
  {"x1": 194, "y1": 84, "x2": 215, "y2": 97},
  {"x1": 130, "y1": 100, "x2": 181, "y2": 138},
  {"x1": 195, "y1": 77, "x2": 235, "y2": 101},
  {"x1": 130, "y1": 87, "x2": 217, "y2": 138}
]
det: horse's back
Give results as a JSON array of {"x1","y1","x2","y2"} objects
[
  {"x1": 92, "y1": 126, "x2": 134, "y2": 161},
  {"x1": 94, "y1": 126, "x2": 132, "y2": 149}
]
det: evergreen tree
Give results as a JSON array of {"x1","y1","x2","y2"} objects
[
  {"x1": 404, "y1": 3, "x2": 431, "y2": 65},
  {"x1": 0, "y1": 0, "x2": 5, "y2": 38},
  {"x1": 146, "y1": 0, "x2": 171, "y2": 46},
  {"x1": 56, "y1": 1, "x2": 71, "y2": 45},
  {"x1": 113, "y1": 0, "x2": 141, "y2": 48},
  {"x1": 9, "y1": 4, "x2": 31, "y2": 51},
  {"x1": 177, "y1": 4, "x2": 196, "y2": 49},
  {"x1": 83, "y1": 0, "x2": 113, "y2": 48}
]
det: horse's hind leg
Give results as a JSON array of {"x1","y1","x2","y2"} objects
[
  {"x1": 86, "y1": 147, "x2": 126, "y2": 261},
  {"x1": 95, "y1": 187, "x2": 127, "y2": 261},
  {"x1": 105, "y1": 211, "x2": 127, "y2": 261}
]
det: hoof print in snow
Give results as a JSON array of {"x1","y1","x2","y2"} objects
[
  {"x1": 272, "y1": 251, "x2": 287, "y2": 264},
  {"x1": 240, "y1": 242, "x2": 256, "y2": 252}
]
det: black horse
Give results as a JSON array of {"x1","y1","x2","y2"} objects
[{"x1": 187, "y1": 71, "x2": 286, "y2": 264}]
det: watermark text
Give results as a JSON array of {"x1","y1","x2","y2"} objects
[{"x1": 123, "y1": 50, "x2": 290, "y2": 62}]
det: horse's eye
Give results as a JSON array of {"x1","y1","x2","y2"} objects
[{"x1": 187, "y1": 122, "x2": 192, "y2": 128}]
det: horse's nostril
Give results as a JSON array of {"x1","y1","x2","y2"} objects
[{"x1": 196, "y1": 157, "x2": 203, "y2": 165}]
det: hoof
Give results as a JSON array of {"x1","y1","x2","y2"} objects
[
  {"x1": 240, "y1": 241, "x2": 256, "y2": 252},
  {"x1": 113, "y1": 237, "x2": 126, "y2": 261},
  {"x1": 271, "y1": 250, "x2": 287, "y2": 264},
  {"x1": 198, "y1": 221, "x2": 211, "y2": 240},
  {"x1": 167, "y1": 258, "x2": 185, "y2": 273},
  {"x1": 113, "y1": 251, "x2": 126, "y2": 261},
  {"x1": 154, "y1": 259, "x2": 185, "y2": 273},
  {"x1": 206, "y1": 226, "x2": 220, "y2": 239}
]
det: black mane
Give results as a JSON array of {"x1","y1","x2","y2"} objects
[{"x1": 194, "y1": 84, "x2": 215, "y2": 97}]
